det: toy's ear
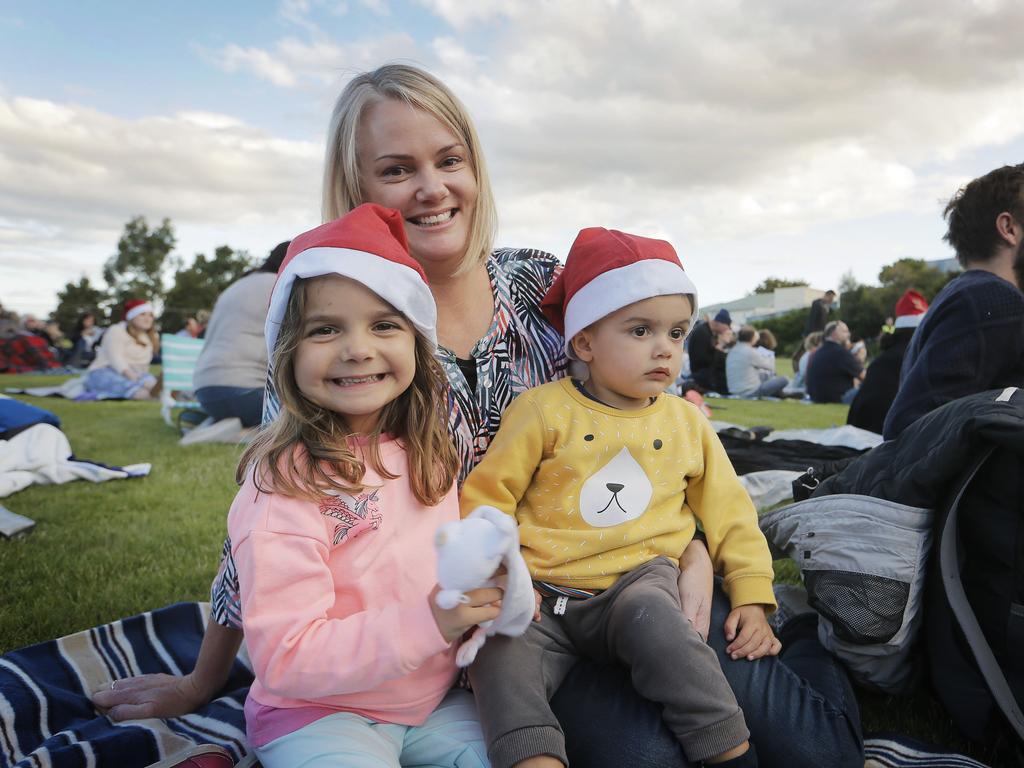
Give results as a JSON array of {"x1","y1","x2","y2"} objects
[{"x1": 470, "y1": 505, "x2": 514, "y2": 534}]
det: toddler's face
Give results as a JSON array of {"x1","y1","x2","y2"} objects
[{"x1": 571, "y1": 294, "x2": 692, "y2": 410}]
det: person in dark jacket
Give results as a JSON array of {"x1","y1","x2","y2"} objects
[
  {"x1": 688, "y1": 308, "x2": 732, "y2": 393},
  {"x1": 847, "y1": 291, "x2": 928, "y2": 434},
  {"x1": 806, "y1": 321, "x2": 864, "y2": 403},
  {"x1": 804, "y1": 290, "x2": 835, "y2": 336},
  {"x1": 884, "y1": 164, "x2": 1024, "y2": 439}
]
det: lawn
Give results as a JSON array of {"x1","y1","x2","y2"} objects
[{"x1": 0, "y1": 369, "x2": 1005, "y2": 764}]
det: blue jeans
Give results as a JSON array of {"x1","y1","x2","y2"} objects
[
  {"x1": 195, "y1": 386, "x2": 264, "y2": 428},
  {"x1": 551, "y1": 583, "x2": 863, "y2": 768}
]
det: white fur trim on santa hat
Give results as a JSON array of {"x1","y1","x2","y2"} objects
[
  {"x1": 563, "y1": 259, "x2": 699, "y2": 358},
  {"x1": 265, "y1": 246, "x2": 437, "y2": 359},
  {"x1": 893, "y1": 313, "x2": 925, "y2": 330},
  {"x1": 125, "y1": 302, "x2": 153, "y2": 322}
]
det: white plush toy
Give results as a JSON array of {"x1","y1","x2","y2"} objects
[{"x1": 435, "y1": 505, "x2": 535, "y2": 667}]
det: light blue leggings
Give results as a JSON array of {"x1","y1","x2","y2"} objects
[{"x1": 255, "y1": 689, "x2": 490, "y2": 768}]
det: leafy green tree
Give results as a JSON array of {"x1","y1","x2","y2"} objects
[
  {"x1": 752, "y1": 277, "x2": 810, "y2": 293},
  {"x1": 161, "y1": 245, "x2": 256, "y2": 332},
  {"x1": 103, "y1": 216, "x2": 176, "y2": 309},
  {"x1": 839, "y1": 259, "x2": 959, "y2": 342},
  {"x1": 53, "y1": 277, "x2": 109, "y2": 336}
]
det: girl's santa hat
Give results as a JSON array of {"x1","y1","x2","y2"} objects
[
  {"x1": 540, "y1": 227, "x2": 699, "y2": 358},
  {"x1": 266, "y1": 204, "x2": 436, "y2": 358},
  {"x1": 123, "y1": 299, "x2": 153, "y2": 322},
  {"x1": 893, "y1": 289, "x2": 929, "y2": 330}
]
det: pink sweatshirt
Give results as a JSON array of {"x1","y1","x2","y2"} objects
[{"x1": 227, "y1": 437, "x2": 458, "y2": 747}]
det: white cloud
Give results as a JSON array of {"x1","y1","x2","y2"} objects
[{"x1": 0, "y1": 95, "x2": 323, "y2": 314}]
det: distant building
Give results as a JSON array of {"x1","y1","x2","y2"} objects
[
  {"x1": 701, "y1": 286, "x2": 828, "y2": 327},
  {"x1": 928, "y1": 256, "x2": 960, "y2": 274}
]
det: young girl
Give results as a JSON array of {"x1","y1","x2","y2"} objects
[
  {"x1": 84, "y1": 299, "x2": 159, "y2": 399},
  {"x1": 228, "y1": 203, "x2": 496, "y2": 768}
]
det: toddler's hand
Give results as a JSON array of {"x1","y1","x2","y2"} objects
[
  {"x1": 533, "y1": 588, "x2": 542, "y2": 622},
  {"x1": 429, "y1": 584, "x2": 502, "y2": 644},
  {"x1": 723, "y1": 604, "x2": 781, "y2": 661}
]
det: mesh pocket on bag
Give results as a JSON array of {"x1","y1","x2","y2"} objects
[{"x1": 805, "y1": 569, "x2": 910, "y2": 644}]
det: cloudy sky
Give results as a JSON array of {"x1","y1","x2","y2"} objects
[{"x1": 4, "y1": 0, "x2": 1024, "y2": 316}]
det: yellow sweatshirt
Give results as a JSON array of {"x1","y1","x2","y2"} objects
[{"x1": 460, "y1": 379, "x2": 775, "y2": 608}]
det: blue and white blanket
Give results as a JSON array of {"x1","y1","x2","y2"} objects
[{"x1": 0, "y1": 602, "x2": 253, "y2": 767}]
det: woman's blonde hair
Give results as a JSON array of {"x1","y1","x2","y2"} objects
[
  {"x1": 322, "y1": 64, "x2": 497, "y2": 274},
  {"x1": 236, "y1": 277, "x2": 459, "y2": 507}
]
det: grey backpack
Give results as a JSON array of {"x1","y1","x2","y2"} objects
[{"x1": 759, "y1": 493, "x2": 932, "y2": 694}]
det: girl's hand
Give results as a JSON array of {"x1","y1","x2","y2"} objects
[
  {"x1": 122, "y1": 368, "x2": 138, "y2": 381},
  {"x1": 724, "y1": 604, "x2": 782, "y2": 660},
  {"x1": 429, "y1": 584, "x2": 503, "y2": 644},
  {"x1": 678, "y1": 538, "x2": 713, "y2": 642}
]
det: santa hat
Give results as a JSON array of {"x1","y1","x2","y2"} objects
[
  {"x1": 893, "y1": 289, "x2": 929, "y2": 330},
  {"x1": 123, "y1": 299, "x2": 153, "y2": 322},
  {"x1": 265, "y1": 204, "x2": 436, "y2": 358},
  {"x1": 540, "y1": 227, "x2": 699, "y2": 358}
]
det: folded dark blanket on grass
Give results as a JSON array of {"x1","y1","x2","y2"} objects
[{"x1": 0, "y1": 602, "x2": 253, "y2": 768}]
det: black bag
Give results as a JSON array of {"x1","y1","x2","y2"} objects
[{"x1": 927, "y1": 443, "x2": 1024, "y2": 747}]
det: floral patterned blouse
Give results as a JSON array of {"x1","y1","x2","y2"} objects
[{"x1": 210, "y1": 248, "x2": 567, "y2": 628}]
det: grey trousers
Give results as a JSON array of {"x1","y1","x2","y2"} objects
[{"x1": 469, "y1": 557, "x2": 749, "y2": 768}]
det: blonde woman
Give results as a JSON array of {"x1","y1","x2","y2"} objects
[{"x1": 95, "y1": 65, "x2": 862, "y2": 768}]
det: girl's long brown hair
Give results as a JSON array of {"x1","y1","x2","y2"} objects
[{"x1": 236, "y1": 277, "x2": 458, "y2": 506}]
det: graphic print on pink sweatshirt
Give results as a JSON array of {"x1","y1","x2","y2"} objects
[{"x1": 320, "y1": 489, "x2": 382, "y2": 545}]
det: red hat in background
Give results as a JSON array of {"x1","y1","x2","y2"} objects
[
  {"x1": 540, "y1": 227, "x2": 699, "y2": 358},
  {"x1": 265, "y1": 204, "x2": 436, "y2": 358},
  {"x1": 893, "y1": 289, "x2": 929, "y2": 330},
  {"x1": 123, "y1": 299, "x2": 153, "y2": 322}
]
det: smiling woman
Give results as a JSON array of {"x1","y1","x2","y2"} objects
[{"x1": 88, "y1": 64, "x2": 863, "y2": 768}]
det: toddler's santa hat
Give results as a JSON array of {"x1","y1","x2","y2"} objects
[
  {"x1": 893, "y1": 289, "x2": 929, "y2": 330},
  {"x1": 265, "y1": 203, "x2": 436, "y2": 358},
  {"x1": 540, "y1": 227, "x2": 699, "y2": 358},
  {"x1": 123, "y1": 299, "x2": 153, "y2": 322}
]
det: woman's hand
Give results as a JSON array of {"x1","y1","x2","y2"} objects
[
  {"x1": 122, "y1": 368, "x2": 138, "y2": 381},
  {"x1": 430, "y1": 584, "x2": 503, "y2": 643},
  {"x1": 92, "y1": 672, "x2": 210, "y2": 721},
  {"x1": 724, "y1": 604, "x2": 782, "y2": 661},
  {"x1": 678, "y1": 538, "x2": 713, "y2": 642}
]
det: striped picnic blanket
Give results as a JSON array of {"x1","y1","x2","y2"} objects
[
  {"x1": 0, "y1": 602, "x2": 998, "y2": 768},
  {"x1": 0, "y1": 602, "x2": 253, "y2": 767}
]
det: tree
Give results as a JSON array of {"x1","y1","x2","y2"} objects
[
  {"x1": 102, "y1": 216, "x2": 176, "y2": 310},
  {"x1": 752, "y1": 277, "x2": 810, "y2": 294},
  {"x1": 53, "y1": 277, "x2": 108, "y2": 336},
  {"x1": 161, "y1": 245, "x2": 256, "y2": 332}
]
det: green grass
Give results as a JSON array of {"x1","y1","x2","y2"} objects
[{"x1": 0, "y1": 369, "x2": 1005, "y2": 763}]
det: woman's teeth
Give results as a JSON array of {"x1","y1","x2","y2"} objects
[{"x1": 411, "y1": 210, "x2": 454, "y2": 226}]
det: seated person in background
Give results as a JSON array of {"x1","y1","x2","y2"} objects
[
  {"x1": 847, "y1": 291, "x2": 928, "y2": 434},
  {"x1": 790, "y1": 331, "x2": 823, "y2": 392},
  {"x1": 755, "y1": 329, "x2": 777, "y2": 365},
  {"x1": 806, "y1": 321, "x2": 863, "y2": 404},
  {"x1": 884, "y1": 163, "x2": 1024, "y2": 439},
  {"x1": 192, "y1": 242, "x2": 288, "y2": 428},
  {"x1": 726, "y1": 325, "x2": 789, "y2": 398},
  {"x1": 195, "y1": 309, "x2": 211, "y2": 339},
  {"x1": 66, "y1": 312, "x2": 104, "y2": 368},
  {"x1": 688, "y1": 308, "x2": 732, "y2": 393},
  {"x1": 175, "y1": 316, "x2": 201, "y2": 338},
  {"x1": 84, "y1": 299, "x2": 159, "y2": 400}
]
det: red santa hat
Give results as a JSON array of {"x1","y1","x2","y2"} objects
[
  {"x1": 893, "y1": 289, "x2": 929, "y2": 330},
  {"x1": 123, "y1": 299, "x2": 153, "y2": 322},
  {"x1": 540, "y1": 227, "x2": 699, "y2": 358},
  {"x1": 265, "y1": 204, "x2": 436, "y2": 358}
]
